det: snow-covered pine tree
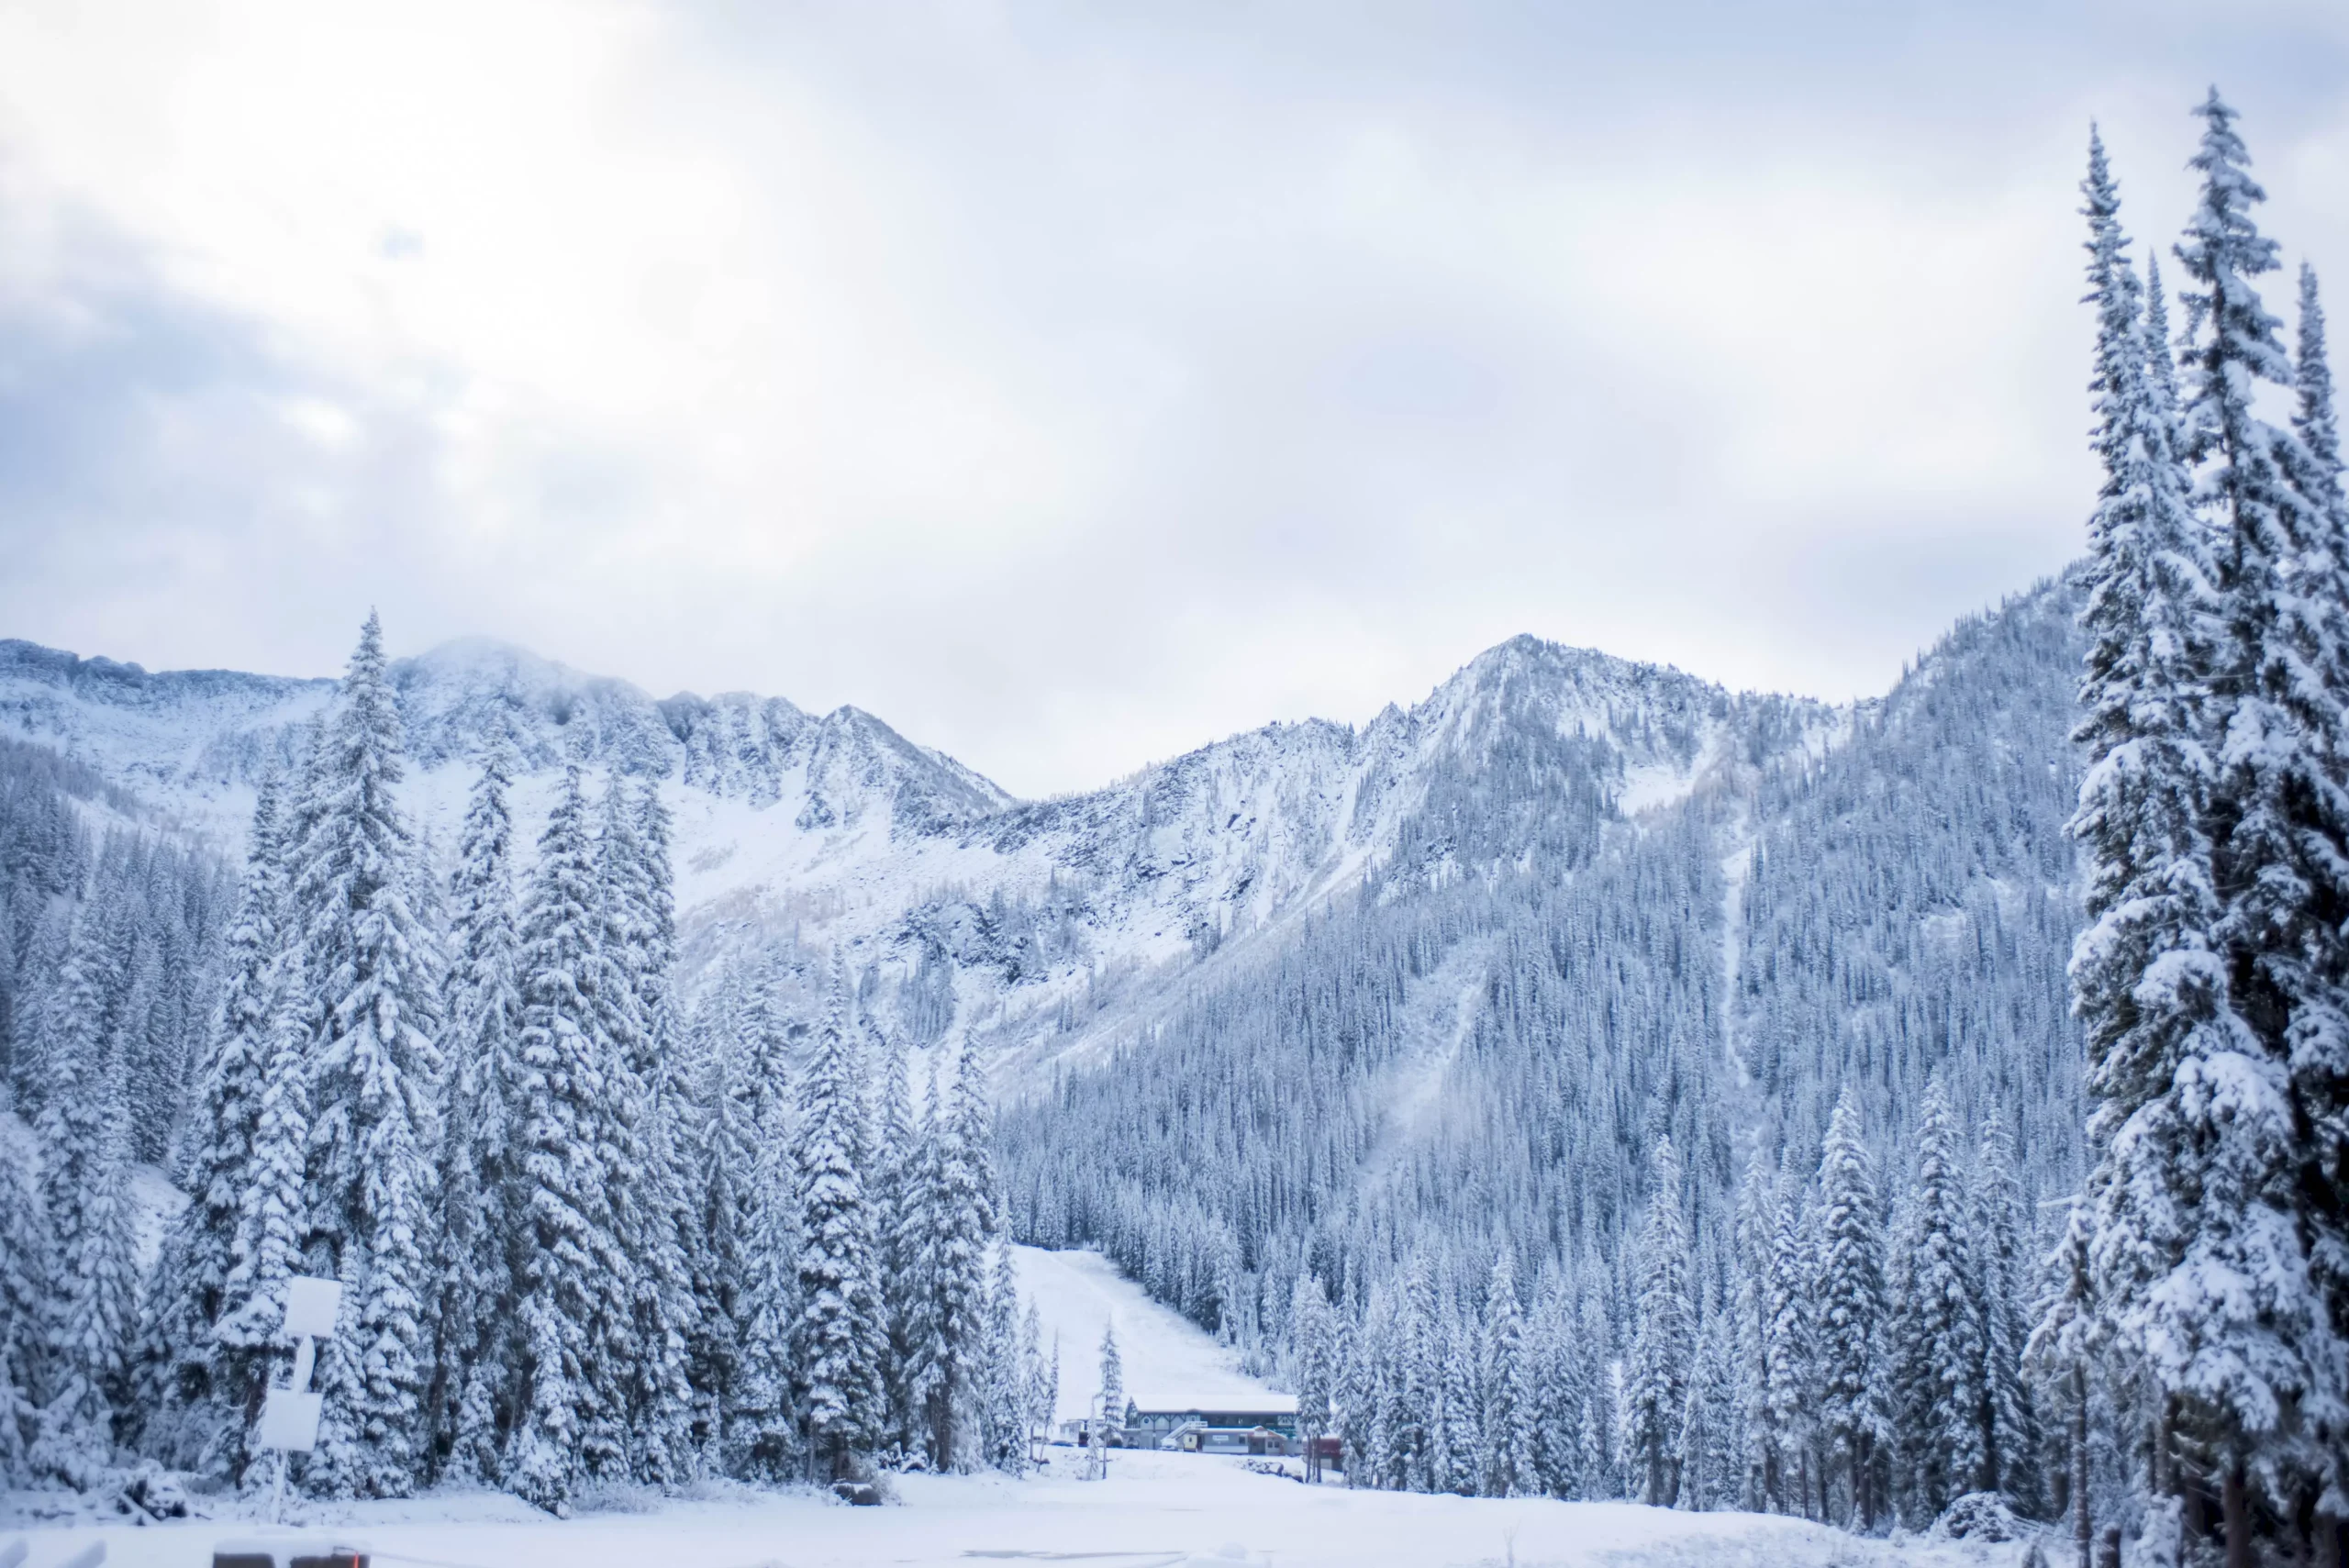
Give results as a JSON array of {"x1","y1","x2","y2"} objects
[
  {"x1": 1293, "y1": 1276, "x2": 1336, "y2": 1483},
  {"x1": 2026, "y1": 1197, "x2": 2101, "y2": 1568},
  {"x1": 1479, "y1": 1252, "x2": 1532, "y2": 1498},
  {"x1": 137, "y1": 773, "x2": 286, "y2": 1474},
  {"x1": 28, "y1": 914, "x2": 140, "y2": 1486},
  {"x1": 1970, "y1": 1112, "x2": 2041, "y2": 1511},
  {"x1": 1763, "y1": 1180, "x2": 1818, "y2": 1517},
  {"x1": 1527, "y1": 1272, "x2": 1586, "y2": 1499},
  {"x1": 216, "y1": 929, "x2": 314, "y2": 1492},
  {"x1": 585, "y1": 773, "x2": 693, "y2": 1485},
  {"x1": 436, "y1": 737, "x2": 522, "y2": 1484},
  {"x1": 0, "y1": 1124, "x2": 45, "y2": 1485},
  {"x1": 911, "y1": 1037, "x2": 999, "y2": 1470},
  {"x1": 729, "y1": 962, "x2": 802, "y2": 1482},
  {"x1": 2160, "y1": 91, "x2": 2346, "y2": 1551},
  {"x1": 891, "y1": 1054, "x2": 943, "y2": 1466},
  {"x1": 1813, "y1": 1090, "x2": 1887, "y2": 1528},
  {"x1": 980, "y1": 1236, "x2": 1029, "y2": 1472},
  {"x1": 873, "y1": 1028, "x2": 919, "y2": 1455},
  {"x1": 503, "y1": 766, "x2": 617, "y2": 1512},
  {"x1": 1337, "y1": 1297, "x2": 1380, "y2": 1489},
  {"x1": 1627, "y1": 1136, "x2": 1695, "y2": 1507},
  {"x1": 621, "y1": 776, "x2": 698, "y2": 1485},
  {"x1": 1030, "y1": 1313, "x2": 1058, "y2": 1459},
  {"x1": 1096, "y1": 1320, "x2": 1124, "y2": 1433},
  {"x1": 2063, "y1": 122, "x2": 2232, "y2": 1542},
  {"x1": 1888, "y1": 1078, "x2": 1986, "y2": 1524},
  {"x1": 1439, "y1": 1321, "x2": 1481, "y2": 1496},
  {"x1": 681, "y1": 978, "x2": 750, "y2": 1466},
  {"x1": 566, "y1": 775, "x2": 649, "y2": 1480},
  {"x1": 794, "y1": 962, "x2": 885, "y2": 1480},
  {"x1": 288, "y1": 616, "x2": 441, "y2": 1499},
  {"x1": 1730, "y1": 1150, "x2": 1774, "y2": 1511},
  {"x1": 1393, "y1": 1257, "x2": 1438, "y2": 1493},
  {"x1": 1360, "y1": 1288, "x2": 1404, "y2": 1490},
  {"x1": 1677, "y1": 1301, "x2": 1740, "y2": 1512},
  {"x1": 2283, "y1": 262, "x2": 2349, "y2": 1523}
]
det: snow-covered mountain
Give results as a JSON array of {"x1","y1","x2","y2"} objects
[{"x1": 0, "y1": 627, "x2": 1841, "y2": 1081}]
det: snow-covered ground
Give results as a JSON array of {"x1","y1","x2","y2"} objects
[
  {"x1": 0, "y1": 1251, "x2": 2049, "y2": 1566},
  {"x1": 2, "y1": 1453, "x2": 2031, "y2": 1568},
  {"x1": 1014, "y1": 1245, "x2": 1289, "y2": 1424}
]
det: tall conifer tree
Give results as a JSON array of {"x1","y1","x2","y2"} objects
[
  {"x1": 794, "y1": 963, "x2": 885, "y2": 1479},
  {"x1": 290, "y1": 615, "x2": 441, "y2": 1498},
  {"x1": 139, "y1": 774, "x2": 286, "y2": 1472},
  {"x1": 504, "y1": 766, "x2": 614, "y2": 1512},
  {"x1": 2167, "y1": 92, "x2": 2346, "y2": 1547},
  {"x1": 1627, "y1": 1136, "x2": 1695, "y2": 1507},
  {"x1": 438, "y1": 738, "x2": 522, "y2": 1483},
  {"x1": 1814, "y1": 1091, "x2": 1887, "y2": 1528}
]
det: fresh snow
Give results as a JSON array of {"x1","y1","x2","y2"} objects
[
  {"x1": 0, "y1": 630, "x2": 1842, "y2": 1105},
  {"x1": 2, "y1": 1453, "x2": 2024, "y2": 1568},
  {"x1": 1013, "y1": 1246, "x2": 1286, "y2": 1425}
]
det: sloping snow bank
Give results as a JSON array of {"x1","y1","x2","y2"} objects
[{"x1": 1014, "y1": 1245, "x2": 1289, "y2": 1424}]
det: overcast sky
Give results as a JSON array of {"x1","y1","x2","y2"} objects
[{"x1": 1, "y1": 2, "x2": 2344, "y2": 797}]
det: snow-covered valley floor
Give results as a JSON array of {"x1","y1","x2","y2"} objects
[
  {"x1": 4, "y1": 1251, "x2": 2035, "y2": 1567},
  {"x1": 4, "y1": 1455, "x2": 2028, "y2": 1568}
]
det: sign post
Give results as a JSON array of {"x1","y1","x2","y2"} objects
[{"x1": 258, "y1": 1277, "x2": 342, "y2": 1526}]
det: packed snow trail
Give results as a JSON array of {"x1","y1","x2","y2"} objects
[
  {"x1": 2, "y1": 1450, "x2": 2007, "y2": 1568},
  {"x1": 1014, "y1": 1246, "x2": 1287, "y2": 1424}
]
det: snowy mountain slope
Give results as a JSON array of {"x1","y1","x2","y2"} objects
[
  {"x1": 1015, "y1": 1245, "x2": 1289, "y2": 1424},
  {"x1": 999, "y1": 576, "x2": 2093, "y2": 1364},
  {"x1": 0, "y1": 627, "x2": 1841, "y2": 1086}
]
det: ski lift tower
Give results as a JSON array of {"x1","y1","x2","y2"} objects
[{"x1": 255, "y1": 1276, "x2": 342, "y2": 1526}]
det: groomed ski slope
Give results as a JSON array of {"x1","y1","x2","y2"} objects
[
  {"x1": 3, "y1": 1251, "x2": 2015, "y2": 1567},
  {"x1": 1014, "y1": 1244, "x2": 1290, "y2": 1424}
]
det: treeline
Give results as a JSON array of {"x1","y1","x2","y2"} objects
[
  {"x1": 1297, "y1": 1086, "x2": 2043, "y2": 1527},
  {"x1": 0, "y1": 737, "x2": 234, "y2": 1168},
  {"x1": 0, "y1": 617, "x2": 1049, "y2": 1513},
  {"x1": 2054, "y1": 94, "x2": 2347, "y2": 1566}
]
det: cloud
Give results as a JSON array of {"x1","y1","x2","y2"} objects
[{"x1": 0, "y1": 1, "x2": 2343, "y2": 795}]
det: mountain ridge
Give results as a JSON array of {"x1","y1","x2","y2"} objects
[{"x1": 0, "y1": 592, "x2": 2049, "y2": 1095}]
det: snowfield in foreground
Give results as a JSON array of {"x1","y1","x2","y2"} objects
[{"x1": 3, "y1": 1451, "x2": 2020, "y2": 1568}]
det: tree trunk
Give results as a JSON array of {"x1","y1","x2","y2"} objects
[
  {"x1": 2074, "y1": 1368, "x2": 2092, "y2": 1568},
  {"x1": 2310, "y1": 1502, "x2": 2343, "y2": 1568},
  {"x1": 2222, "y1": 1457, "x2": 2252, "y2": 1568},
  {"x1": 2153, "y1": 1396, "x2": 2174, "y2": 1497},
  {"x1": 1855, "y1": 1434, "x2": 1874, "y2": 1532}
]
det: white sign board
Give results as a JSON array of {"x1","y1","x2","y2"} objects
[
  {"x1": 283, "y1": 1276, "x2": 343, "y2": 1340},
  {"x1": 259, "y1": 1388, "x2": 325, "y2": 1453}
]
